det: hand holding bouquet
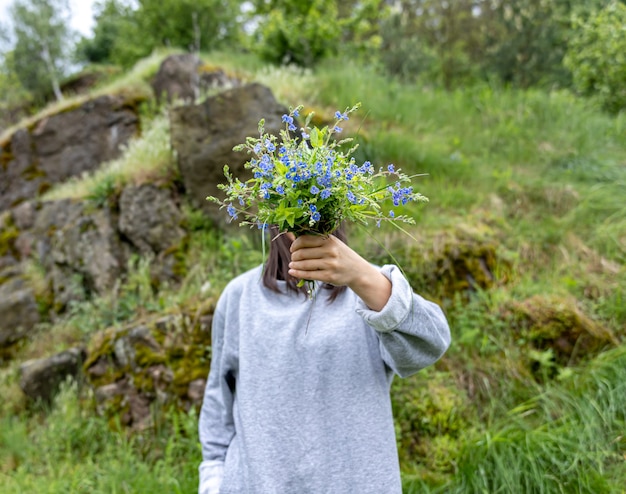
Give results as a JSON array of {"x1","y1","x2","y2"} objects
[{"x1": 207, "y1": 103, "x2": 428, "y2": 236}]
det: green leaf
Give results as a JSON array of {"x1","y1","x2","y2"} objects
[
  {"x1": 273, "y1": 204, "x2": 301, "y2": 229},
  {"x1": 310, "y1": 127, "x2": 324, "y2": 148}
]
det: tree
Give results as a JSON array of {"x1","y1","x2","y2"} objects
[
  {"x1": 478, "y1": 0, "x2": 607, "y2": 89},
  {"x1": 81, "y1": 0, "x2": 242, "y2": 67},
  {"x1": 252, "y1": 0, "x2": 342, "y2": 67},
  {"x1": 75, "y1": 0, "x2": 132, "y2": 64},
  {"x1": 565, "y1": 1, "x2": 626, "y2": 113},
  {"x1": 9, "y1": 0, "x2": 74, "y2": 102},
  {"x1": 378, "y1": 0, "x2": 483, "y2": 87}
]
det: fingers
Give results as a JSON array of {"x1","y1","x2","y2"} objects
[
  {"x1": 287, "y1": 267, "x2": 331, "y2": 284},
  {"x1": 289, "y1": 246, "x2": 331, "y2": 262},
  {"x1": 289, "y1": 234, "x2": 328, "y2": 252},
  {"x1": 289, "y1": 258, "x2": 334, "y2": 273}
]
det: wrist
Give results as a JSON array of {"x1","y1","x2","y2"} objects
[{"x1": 348, "y1": 264, "x2": 392, "y2": 312}]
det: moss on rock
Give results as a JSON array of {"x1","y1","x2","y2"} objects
[
  {"x1": 505, "y1": 294, "x2": 618, "y2": 379},
  {"x1": 84, "y1": 300, "x2": 216, "y2": 428},
  {"x1": 0, "y1": 212, "x2": 19, "y2": 258},
  {"x1": 392, "y1": 221, "x2": 510, "y2": 302}
]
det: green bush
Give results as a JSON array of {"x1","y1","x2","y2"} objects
[
  {"x1": 565, "y1": 1, "x2": 626, "y2": 114},
  {"x1": 255, "y1": 0, "x2": 341, "y2": 67}
]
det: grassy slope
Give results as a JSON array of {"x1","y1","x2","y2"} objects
[{"x1": 1, "y1": 51, "x2": 625, "y2": 493}]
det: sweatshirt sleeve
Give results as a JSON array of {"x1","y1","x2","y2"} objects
[
  {"x1": 355, "y1": 264, "x2": 451, "y2": 378},
  {"x1": 198, "y1": 305, "x2": 236, "y2": 494}
]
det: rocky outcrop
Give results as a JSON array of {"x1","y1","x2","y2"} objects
[
  {"x1": 0, "y1": 95, "x2": 140, "y2": 213},
  {"x1": 170, "y1": 83, "x2": 288, "y2": 220},
  {"x1": 84, "y1": 309, "x2": 214, "y2": 429},
  {"x1": 0, "y1": 183, "x2": 188, "y2": 353},
  {"x1": 151, "y1": 53, "x2": 239, "y2": 104},
  {"x1": 119, "y1": 184, "x2": 185, "y2": 255},
  {"x1": 19, "y1": 347, "x2": 86, "y2": 402}
]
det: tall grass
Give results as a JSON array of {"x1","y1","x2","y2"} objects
[
  {"x1": 449, "y1": 345, "x2": 626, "y2": 493},
  {"x1": 0, "y1": 382, "x2": 200, "y2": 494}
]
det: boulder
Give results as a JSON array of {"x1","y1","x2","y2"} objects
[
  {"x1": 118, "y1": 184, "x2": 186, "y2": 255},
  {"x1": 170, "y1": 83, "x2": 288, "y2": 221},
  {"x1": 19, "y1": 347, "x2": 86, "y2": 402},
  {"x1": 0, "y1": 95, "x2": 140, "y2": 213},
  {"x1": 151, "y1": 54, "x2": 239, "y2": 104},
  {"x1": 390, "y1": 221, "x2": 510, "y2": 302},
  {"x1": 507, "y1": 294, "x2": 618, "y2": 373},
  {"x1": 152, "y1": 53, "x2": 202, "y2": 103}
]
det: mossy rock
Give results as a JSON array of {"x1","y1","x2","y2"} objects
[
  {"x1": 198, "y1": 63, "x2": 223, "y2": 74},
  {"x1": 397, "y1": 221, "x2": 510, "y2": 302},
  {"x1": 84, "y1": 302, "x2": 216, "y2": 428},
  {"x1": 505, "y1": 294, "x2": 618, "y2": 377}
]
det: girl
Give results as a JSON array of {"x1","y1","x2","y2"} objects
[{"x1": 198, "y1": 229, "x2": 451, "y2": 493}]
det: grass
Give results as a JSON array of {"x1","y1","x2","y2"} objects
[
  {"x1": 1, "y1": 50, "x2": 626, "y2": 492},
  {"x1": 0, "y1": 382, "x2": 200, "y2": 494}
]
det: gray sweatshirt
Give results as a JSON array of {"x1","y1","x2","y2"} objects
[{"x1": 198, "y1": 264, "x2": 451, "y2": 494}]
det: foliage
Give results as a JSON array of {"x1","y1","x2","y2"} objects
[
  {"x1": 80, "y1": 0, "x2": 241, "y2": 68},
  {"x1": 74, "y1": 0, "x2": 133, "y2": 64},
  {"x1": 379, "y1": 0, "x2": 481, "y2": 88},
  {"x1": 208, "y1": 104, "x2": 427, "y2": 235},
  {"x1": 252, "y1": 0, "x2": 342, "y2": 67},
  {"x1": 0, "y1": 50, "x2": 33, "y2": 121},
  {"x1": 565, "y1": 1, "x2": 626, "y2": 114},
  {"x1": 8, "y1": 0, "x2": 74, "y2": 102}
]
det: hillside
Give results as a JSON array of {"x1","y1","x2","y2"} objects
[{"x1": 1, "y1": 50, "x2": 625, "y2": 493}]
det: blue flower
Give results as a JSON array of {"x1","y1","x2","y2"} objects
[
  {"x1": 282, "y1": 114, "x2": 293, "y2": 125},
  {"x1": 293, "y1": 108, "x2": 300, "y2": 117},
  {"x1": 320, "y1": 189, "x2": 331, "y2": 199},
  {"x1": 388, "y1": 164, "x2": 395, "y2": 173},
  {"x1": 301, "y1": 131, "x2": 309, "y2": 139},
  {"x1": 265, "y1": 139, "x2": 275, "y2": 152},
  {"x1": 309, "y1": 204, "x2": 317, "y2": 212},
  {"x1": 276, "y1": 185, "x2": 285, "y2": 195},
  {"x1": 253, "y1": 143, "x2": 262, "y2": 154},
  {"x1": 227, "y1": 204, "x2": 238, "y2": 218},
  {"x1": 334, "y1": 126, "x2": 343, "y2": 133},
  {"x1": 347, "y1": 191, "x2": 357, "y2": 204},
  {"x1": 312, "y1": 212, "x2": 321, "y2": 222},
  {"x1": 389, "y1": 210, "x2": 395, "y2": 218},
  {"x1": 310, "y1": 185, "x2": 320, "y2": 195},
  {"x1": 335, "y1": 111, "x2": 349, "y2": 121}
]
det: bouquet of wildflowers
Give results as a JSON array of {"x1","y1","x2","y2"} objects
[{"x1": 207, "y1": 103, "x2": 428, "y2": 236}]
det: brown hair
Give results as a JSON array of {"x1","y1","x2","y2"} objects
[{"x1": 262, "y1": 225, "x2": 347, "y2": 302}]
